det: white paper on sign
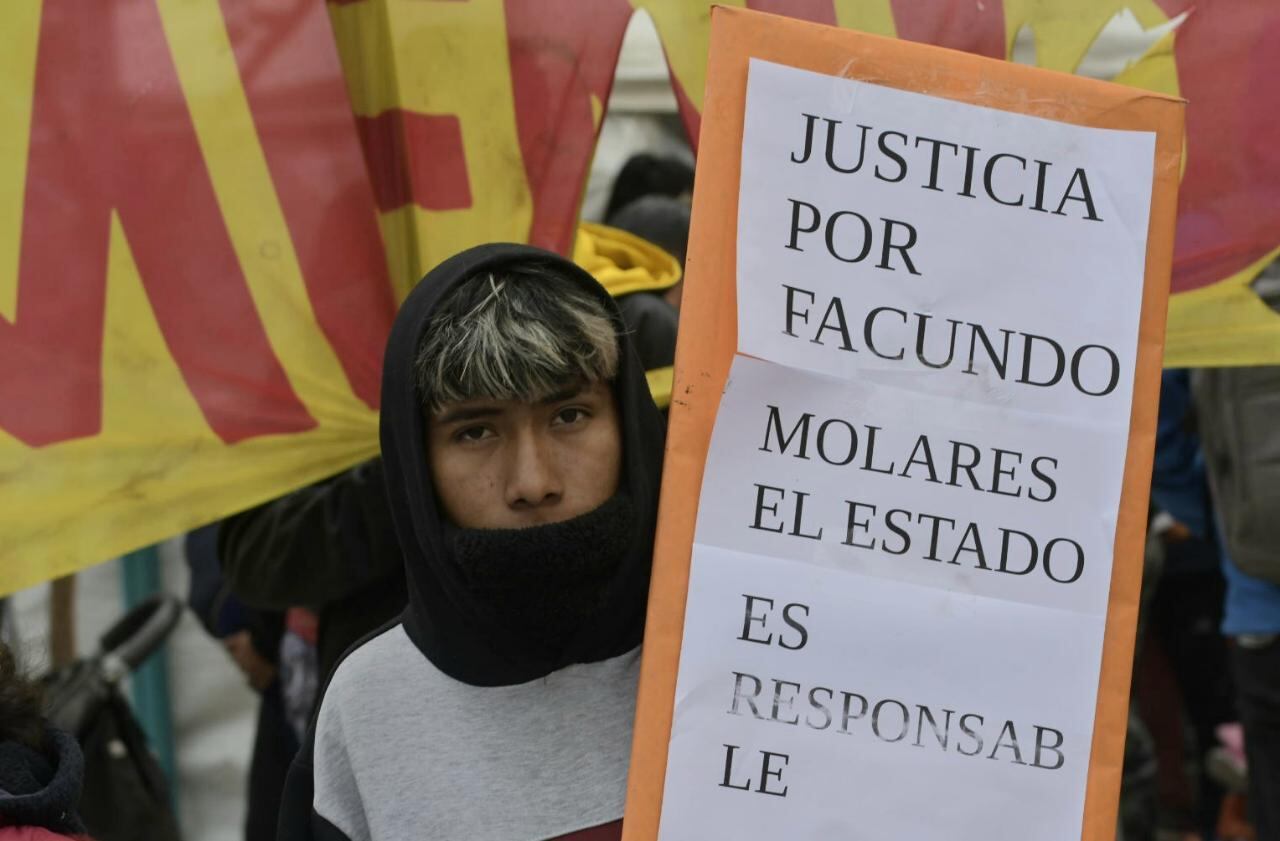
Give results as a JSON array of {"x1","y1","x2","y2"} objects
[
  {"x1": 656, "y1": 58, "x2": 1157, "y2": 841},
  {"x1": 662, "y1": 543, "x2": 1104, "y2": 841},
  {"x1": 736, "y1": 59, "x2": 1155, "y2": 424}
]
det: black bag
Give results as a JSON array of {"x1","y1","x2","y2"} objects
[{"x1": 43, "y1": 595, "x2": 185, "y2": 841}]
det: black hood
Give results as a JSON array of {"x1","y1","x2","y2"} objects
[{"x1": 379, "y1": 243, "x2": 666, "y2": 687}]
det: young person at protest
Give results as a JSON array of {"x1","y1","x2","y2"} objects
[
  {"x1": 278, "y1": 244, "x2": 665, "y2": 841},
  {"x1": 0, "y1": 643, "x2": 90, "y2": 840},
  {"x1": 217, "y1": 226, "x2": 679, "y2": 684}
]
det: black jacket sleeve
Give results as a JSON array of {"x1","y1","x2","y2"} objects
[
  {"x1": 218, "y1": 458, "x2": 403, "y2": 611},
  {"x1": 277, "y1": 729, "x2": 354, "y2": 841}
]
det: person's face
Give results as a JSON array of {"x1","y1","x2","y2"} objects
[{"x1": 427, "y1": 380, "x2": 623, "y2": 530}]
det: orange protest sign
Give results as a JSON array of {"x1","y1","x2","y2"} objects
[{"x1": 624, "y1": 7, "x2": 1182, "y2": 839}]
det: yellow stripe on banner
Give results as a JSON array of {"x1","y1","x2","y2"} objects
[
  {"x1": 1001, "y1": 0, "x2": 1171, "y2": 71},
  {"x1": 1166, "y1": 248, "x2": 1280, "y2": 368},
  {"x1": 636, "y1": 1, "x2": 746, "y2": 113},
  {"x1": 377, "y1": 205, "x2": 422, "y2": 304},
  {"x1": 646, "y1": 365, "x2": 674, "y2": 411},
  {"x1": 1110, "y1": 29, "x2": 1180, "y2": 97},
  {"x1": 328, "y1": 0, "x2": 399, "y2": 116},
  {"x1": 155, "y1": 0, "x2": 375, "y2": 430},
  {"x1": 0, "y1": 1, "x2": 41, "y2": 322},
  {"x1": 591, "y1": 93, "x2": 605, "y2": 131},
  {"x1": 1111, "y1": 29, "x2": 1187, "y2": 179},
  {"x1": 833, "y1": 0, "x2": 896, "y2": 38}
]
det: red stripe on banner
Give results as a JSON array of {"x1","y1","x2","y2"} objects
[
  {"x1": 1153, "y1": 1, "x2": 1280, "y2": 292},
  {"x1": 889, "y1": 0, "x2": 1006, "y2": 59},
  {"x1": 746, "y1": 0, "x2": 836, "y2": 26},
  {"x1": 504, "y1": 0, "x2": 633, "y2": 254},
  {"x1": 356, "y1": 110, "x2": 473, "y2": 213},
  {"x1": 0, "y1": 0, "x2": 315, "y2": 447},
  {"x1": 220, "y1": 0, "x2": 396, "y2": 409}
]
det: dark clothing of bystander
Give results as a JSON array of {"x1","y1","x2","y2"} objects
[
  {"x1": 1232, "y1": 637, "x2": 1280, "y2": 840},
  {"x1": 218, "y1": 459, "x2": 408, "y2": 681},
  {"x1": 0, "y1": 729, "x2": 88, "y2": 840}
]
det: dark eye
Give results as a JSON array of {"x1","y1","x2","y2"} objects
[
  {"x1": 454, "y1": 425, "x2": 494, "y2": 444},
  {"x1": 553, "y1": 406, "x2": 590, "y2": 426}
]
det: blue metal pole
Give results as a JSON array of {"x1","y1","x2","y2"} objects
[{"x1": 120, "y1": 546, "x2": 178, "y2": 804}]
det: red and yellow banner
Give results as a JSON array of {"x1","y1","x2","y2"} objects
[
  {"x1": 328, "y1": 0, "x2": 1280, "y2": 362},
  {"x1": 326, "y1": 0, "x2": 634, "y2": 296},
  {"x1": 1, "y1": 0, "x2": 393, "y2": 592},
  {"x1": 2, "y1": 0, "x2": 1277, "y2": 594}
]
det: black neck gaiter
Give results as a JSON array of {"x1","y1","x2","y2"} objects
[{"x1": 450, "y1": 494, "x2": 636, "y2": 663}]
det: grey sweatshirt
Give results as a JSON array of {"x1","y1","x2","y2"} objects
[{"x1": 279, "y1": 623, "x2": 640, "y2": 841}]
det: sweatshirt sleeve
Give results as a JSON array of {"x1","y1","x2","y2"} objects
[{"x1": 218, "y1": 458, "x2": 403, "y2": 611}]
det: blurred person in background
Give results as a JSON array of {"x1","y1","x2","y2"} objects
[
  {"x1": 602, "y1": 152, "x2": 693, "y2": 222},
  {"x1": 574, "y1": 222, "x2": 682, "y2": 406},
  {"x1": 218, "y1": 459, "x2": 407, "y2": 685},
  {"x1": 1194, "y1": 357, "x2": 1280, "y2": 840},
  {"x1": 1150, "y1": 260, "x2": 1280, "y2": 841},
  {"x1": 0, "y1": 642, "x2": 90, "y2": 840},
  {"x1": 1141, "y1": 371, "x2": 1235, "y2": 841},
  {"x1": 186, "y1": 523, "x2": 315, "y2": 841},
  {"x1": 607, "y1": 195, "x2": 691, "y2": 310}
]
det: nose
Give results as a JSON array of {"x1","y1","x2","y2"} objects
[{"x1": 505, "y1": 428, "x2": 562, "y2": 511}]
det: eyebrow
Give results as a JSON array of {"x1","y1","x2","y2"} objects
[
  {"x1": 433, "y1": 406, "x2": 503, "y2": 425},
  {"x1": 539, "y1": 383, "x2": 587, "y2": 405},
  {"x1": 432, "y1": 385, "x2": 590, "y2": 426}
]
